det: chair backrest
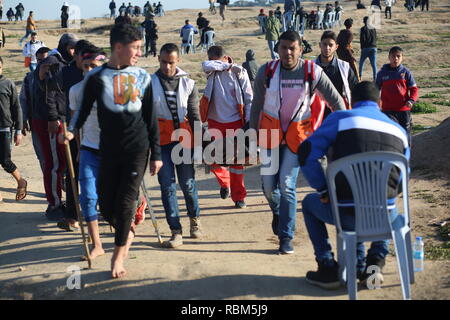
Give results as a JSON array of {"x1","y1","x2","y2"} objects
[
  {"x1": 205, "y1": 30, "x2": 215, "y2": 45},
  {"x1": 181, "y1": 28, "x2": 194, "y2": 43},
  {"x1": 326, "y1": 151, "x2": 409, "y2": 240},
  {"x1": 327, "y1": 11, "x2": 334, "y2": 22},
  {"x1": 316, "y1": 11, "x2": 324, "y2": 23}
]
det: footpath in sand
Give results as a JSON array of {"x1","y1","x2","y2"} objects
[{"x1": 1, "y1": 1, "x2": 450, "y2": 300}]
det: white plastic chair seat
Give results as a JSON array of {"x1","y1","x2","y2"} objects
[
  {"x1": 202, "y1": 30, "x2": 215, "y2": 51},
  {"x1": 181, "y1": 28, "x2": 195, "y2": 54},
  {"x1": 326, "y1": 151, "x2": 414, "y2": 300}
]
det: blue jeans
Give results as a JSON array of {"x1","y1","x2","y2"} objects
[
  {"x1": 79, "y1": 148, "x2": 100, "y2": 222},
  {"x1": 267, "y1": 40, "x2": 279, "y2": 60},
  {"x1": 20, "y1": 29, "x2": 32, "y2": 44},
  {"x1": 302, "y1": 193, "x2": 394, "y2": 272},
  {"x1": 157, "y1": 143, "x2": 200, "y2": 231},
  {"x1": 261, "y1": 145, "x2": 300, "y2": 240},
  {"x1": 359, "y1": 47, "x2": 377, "y2": 80}
]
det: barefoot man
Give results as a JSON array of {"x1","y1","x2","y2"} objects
[{"x1": 67, "y1": 24, "x2": 162, "y2": 278}]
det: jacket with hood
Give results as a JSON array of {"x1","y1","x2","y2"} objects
[
  {"x1": 376, "y1": 63, "x2": 419, "y2": 112},
  {"x1": 360, "y1": 24, "x2": 377, "y2": 49},
  {"x1": 265, "y1": 15, "x2": 281, "y2": 41},
  {"x1": 242, "y1": 50, "x2": 259, "y2": 82},
  {"x1": 0, "y1": 75, "x2": 23, "y2": 131},
  {"x1": 37, "y1": 33, "x2": 77, "y2": 121}
]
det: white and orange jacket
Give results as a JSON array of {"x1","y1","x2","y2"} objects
[{"x1": 200, "y1": 58, "x2": 253, "y2": 125}]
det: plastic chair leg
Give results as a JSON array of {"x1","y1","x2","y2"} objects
[
  {"x1": 405, "y1": 229, "x2": 415, "y2": 284},
  {"x1": 337, "y1": 234, "x2": 346, "y2": 285},
  {"x1": 344, "y1": 234, "x2": 357, "y2": 300},
  {"x1": 392, "y1": 230, "x2": 411, "y2": 300}
]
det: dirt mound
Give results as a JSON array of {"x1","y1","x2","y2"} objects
[{"x1": 411, "y1": 117, "x2": 450, "y2": 174}]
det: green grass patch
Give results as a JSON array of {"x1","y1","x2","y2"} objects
[
  {"x1": 425, "y1": 242, "x2": 450, "y2": 260},
  {"x1": 411, "y1": 102, "x2": 438, "y2": 114},
  {"x1": 420, "y1": 93, "x2": 443, "y2": 99},
  {"x1": 412, "y1": 124, "x2": 434, "y2": 134},
  {"x1": 434, "y1": 100, "x2": 450, "y2": 106}
]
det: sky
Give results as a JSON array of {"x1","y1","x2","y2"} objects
[{"x1": 1, "y1": 0, "x2": 222, "y2": 20}]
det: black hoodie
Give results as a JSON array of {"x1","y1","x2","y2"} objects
[
  {"x1": 242, "y1": 50, "x2": 259, "y2": 82},
  {"x1": 0, "y1": 75, "x2": 22, "y2": 130}
]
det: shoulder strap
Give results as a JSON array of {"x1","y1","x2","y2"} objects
[
  {"x1": 303, "y1": 59, "x2": 315, "y2": 97},
  {"x1": 264, "y1": 59, "x2": 280, "y2": 88}
]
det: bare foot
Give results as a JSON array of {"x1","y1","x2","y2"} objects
[
  {"x1": 123, "y1": 230, "x2": 135, "y2": 258},
  {"x1": 111, "y1": 254, "x2": 127, "y2": 279},
  {"x1": 89, "y1": 246, "x2": 105, "y2": 259}
]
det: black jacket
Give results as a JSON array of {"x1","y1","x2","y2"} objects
[
  {"x1": 360, "y1": 25, "x2": 377, "y2": 49},
  {"x1": 0, "y1": 75, "x2": 22, "y2": 130}
]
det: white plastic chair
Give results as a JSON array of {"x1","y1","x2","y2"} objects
[
  {"x1": 315, "y1": 11, "x2": 324, "y2": 29},
  {"x1": 201, "y1": 30, "x2": 215, "y2": 52},
  {"x1": 326, "y1": 151, "x2": 414, "y2": 300},
  {"x1": 335, "y1": 10, "x2": 342, "y2": 27},
  {"x1": 325, "y1": 11, "x2": 335, "y2": 29},
  {"x1": 181, "y1": 29, "x2": 195, "y2": 54}
]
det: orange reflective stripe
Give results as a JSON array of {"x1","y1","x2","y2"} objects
[
  {"x1": 258, "y1": 113, "x2": 282, "y2": 149},
  {"x1": 159, "y1": 118, "x2": 193, "y2": 148},
  {"x1": 199, "y1": 95, "x2": 210, "y2": 123},
  {"x1": 285, "y1": 117, "x2": 313, "y2": 153}
]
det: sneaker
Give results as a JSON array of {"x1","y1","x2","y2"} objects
[
  {"x1": 272, "y1": 214, "x2": 279, "y2": 236},
  {"x1": 279, "y1": 237, "x2": 294, "y2": 254},
  {"x1": 189, "y1": 217, "x2": 203, "y2": 239},
  {"x1": 358, "y1": 255, "x2": 386, "y2": 286},
  {"x1": 45, "y1": 205, "x2": 65, "y2": 221},
  {"x1": 162, "y1": 230, "x2": 183, "y2": 248},
  {"x1": 220, "y1": 187, "x2": 230, "y2": 199},
  {"x1": 306, "y1": 259, "x2": 341, "y2": 290},
  {"x1": 235, "y1": 200, "x2": 247, "y2": 208},
  {"x1": 134, "y1": 196, "x2": 147, "y2": 225}
]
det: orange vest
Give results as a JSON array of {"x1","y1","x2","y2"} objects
[
  {"x1": 258, "y1": 59, "x2": 325, "y2": 154},
  {"x1": 151, "y1": 71, "x2": 195, "y2": 148}
]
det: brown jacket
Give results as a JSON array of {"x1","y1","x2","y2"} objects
[{"x1": 26, "y1": 16, "x2": 36, "y2": 31}]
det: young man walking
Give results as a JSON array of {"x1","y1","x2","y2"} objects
[
  {"x1": 376, "y1": 46, "x2": 418, "y2": 145},
  {"x1": 0, "y1": 56, "x2": 28, "y2": 203},
  {"x1": 150, "y1": 43, "x2": 202, "y2": 248},
  {"x1": 337, "y1": 18, "x2": 359, "y2": 81},
  {"x1": 200, "y1": 45, "x2": 253, "y2": 209},
  {"x1": 68, "y1": 24, "x2": 162, "y2": 278},
  {"x1": 22, "y1": 31, "x2": 45, "y2": 72},
  {"x1": 19, "y1": 11, "x2": 36, "y2": 47},
  {"x1": 359, "y1": 16, "x2": 378, "y2": 80},
  {"x1": 249, "y1": 31, "x2": 346, "y2": 254}
]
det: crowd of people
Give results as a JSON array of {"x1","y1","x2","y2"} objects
[
  {"x1": 0, "y1": 1, "x2": 420, "y2": 291},
  {"x1": 109, "y1": 1, "x2": 164, "y2": 19}
]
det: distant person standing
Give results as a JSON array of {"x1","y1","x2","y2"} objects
[
  {"x1": 359, "y1": 16, "x2": 377, "y2": 80},
  {"x1": 0, "y1": 5, "x2": 3, "y2": 20},
  {"x1": 144, "y1": 1, "x2": 153, "y2": 17},
  {"x1": 265, "y1": 10, "x2": 281, "y2": 60},
  {"x1": 19, "y1": 11, "x2": 36, "y2": 47},
  {"x1": 22, "y1": 32, "x2": 45, "y2": 72},
  {"x1": 115, "y1": 11, "x2": 132, "y2": 25},
  {"x1": 15, "y1": 3, "x2": 24, "y2": 21},
  {"x1": 118, "y1": 2, "x2": 127, "y2": 15},
  {"x1": 141, "y1": 13, "x2": 158, "y2": 57},
  {"x1": 337, "y1": 18, "x2": 360, "y2": 80},
  {"x1": 109, "y1": 0, "x2": 117, "y2": 19},
  {"x1": 357, "y1": 0, "x2": 366, "y2": 9},
  {"x1": 218, "y1": 0, "x2": 228, "y2": 21},
  {"x1": 61, "y1": 2, "x2": 69, "y2": 29},
  {"x1": 6, "y1": 8, "x2": 14, "y2": 21},
  {"x1": 242, "y1": 49, "x2": 259, "y2": 90},
  {"x1": 155, "y1": 2, "x2": 164, "y2": 16},
  {"x1": 134, "y1": 6, "x2": 142, "y2": 17},
  {"x1": 420, "y1": 0, "x2": 429, "y2": 11},
  {"x1": 385, "y1": 0, "x2": 393, "y2": 18},
  {"x1": 371, "y1": 0, "x2": 382, "y2": 10},
  {"x1": 126, "y1": 3, "x2": 133, "y2": 16}
]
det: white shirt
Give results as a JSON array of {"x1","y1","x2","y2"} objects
[
  {"x1": 22, "y1": 40, "x2": 45, "y2": 63},
  {"x1": 69, "y1": 79, "x2": 100, "y2": 150}
]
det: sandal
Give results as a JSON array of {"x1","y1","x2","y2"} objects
[{"x1": 15, "y1": 180, "x2": 27, "y2": 201}]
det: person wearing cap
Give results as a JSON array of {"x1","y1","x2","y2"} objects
[
  {"x1": 33, "y1": 33, "x2": 78, "y2": 220},
  {"x1": 22, "y1": 31, "x2": 45, "y2": 72},
  {"x1": 61, "y1": 2, "x2": 69, "y2": 28},
  {"x1": 19, "y1": 11, "x2": 36, "y2": 47}
]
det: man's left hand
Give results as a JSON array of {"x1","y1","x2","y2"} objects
[
  {"x1": 149, "y1": 160, "x2": 163, "y2": 176},
  {"x1": 14, "y1": 134, "x2": 23, "y2": 146}
]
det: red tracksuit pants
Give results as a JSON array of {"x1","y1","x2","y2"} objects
[
  {"x1": 208, "y1": 119, "x2": 246, "y2": 202},
  {"x1": 32, "y1": 119, "x2": 67, "y2": 207}
]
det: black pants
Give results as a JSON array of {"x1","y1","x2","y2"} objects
[
  {"x1": 145, "y1": 37, "x2": 157, "y2": 57},
  {"x1": 0, "y1": 131, "x2": 17, "y2": 174},
  {"x1": 421, "y1": 0, "x2": 429, "y2": 10},
  {"x1": 98, "y1": 151, "x2": 148, "y2": 246},
  {"x1": 64, "y1": 139, "x2": 79, "y2": 220},
  {"x1": 383, "y1": 110, "x2": 412, "y2": 146},
  {"x1": 385, "y1": 6, "x2": 392, "y2": 18}
]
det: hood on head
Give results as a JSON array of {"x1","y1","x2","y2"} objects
[
  {"x1": 246, "y1": 49, "x2": 255, "y2": 61},
  {"x1": 57, "y1": 33, "x2": 78, "y2": 62}
]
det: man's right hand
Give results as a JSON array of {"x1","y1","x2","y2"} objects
[
  {"x1": 57, "y1": 131, "x2": 74, "y2": 145},
  {"x1": 48, "y1": 120, "x2": 60, "y2": 134}
]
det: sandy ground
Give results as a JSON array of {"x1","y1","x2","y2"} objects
[{"x1": 0, "y1": 1, "x2": 449, "y2": 300}]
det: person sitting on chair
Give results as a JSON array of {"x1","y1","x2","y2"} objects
[{"x1": 298, "y1": 81, "x2": 410, "y2": 290}]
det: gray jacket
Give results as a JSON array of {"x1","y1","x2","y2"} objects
[{"x1": 0, "y1": 75, "x2": 22, "y2": 130}]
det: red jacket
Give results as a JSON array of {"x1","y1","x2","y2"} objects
[{"x1": 376, "y1": 64, "x2": 419, "y2": 112}]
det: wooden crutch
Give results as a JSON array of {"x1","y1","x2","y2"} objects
[{"x1": 62, "y1": 121, "x2": 92, "y2": 269}]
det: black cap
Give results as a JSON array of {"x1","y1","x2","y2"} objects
[{"x1": 351, "y1": 81, "x2": 380, "y2": 105}]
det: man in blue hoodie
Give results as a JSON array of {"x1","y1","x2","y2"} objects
[{"x1": 298, "y1": 81, "x2": 409, "y2": 290}]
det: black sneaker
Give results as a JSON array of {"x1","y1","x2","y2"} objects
[
  {"x1": 358, "y1": 255, "x2": 386, "y2": 286},
  {"x1": 220, "y1": 187, "x2": 230, "y2": 199},
  {"x1": 306, "y1": 259, "x2": 341, "y2": 290},
  {"x1": 45, "y1": 206, "x2": 65, "y2": 221},
  {"x1": 272, "y1": 214, "x2": 279, "y2": 236},
  {"x1": 279, "y1": 237, "x2": 294, "y2": 254},
  {"x1": 235, "y1": 200, "x2": 247, "y2": 209}
]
